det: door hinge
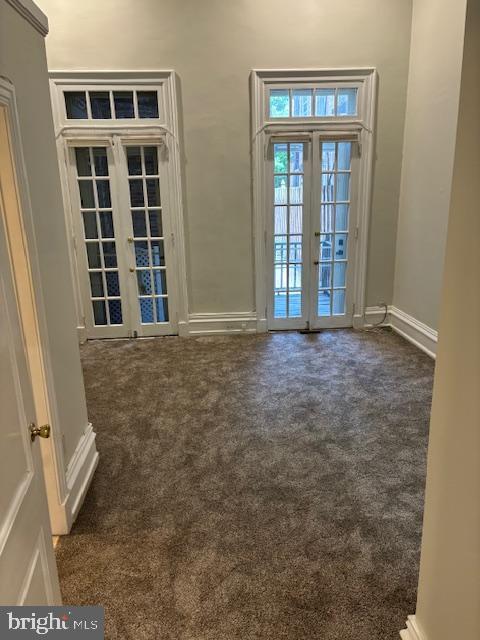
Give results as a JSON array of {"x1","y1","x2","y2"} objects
[
  {"x1": 354, "y1": 227, "x2": 359, "y2": 240},
  {"x1": 357, "y1": 140, "x2": 362, "y2": 157}
]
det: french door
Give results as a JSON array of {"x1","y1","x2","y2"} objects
[
  {"x1": 267, "y1": 133, "x2": 359, "y2": 330},
  {"x1": 69, "y1": 140, "x2": 177, "y2": 338}
]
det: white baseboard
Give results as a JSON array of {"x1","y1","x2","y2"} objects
[
  {"x1": 400, "y1": 615, "x2": 426, "y2": 640},
  {"x1": 182, "y1": 312, "x2": 257, "y2": 336},
  {"x1": 362, "y1": 305, "x2": 390, "y2": 327},
  {"x1": 363, "y1": 306, "x2": 437, "y2": 359},
  {"x1": 389, "y1": 306, "x2": 437, "y2": 359}
]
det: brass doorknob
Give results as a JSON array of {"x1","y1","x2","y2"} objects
[{"x1": 29, "y1": 423, "x2": 51, "y2": 442}]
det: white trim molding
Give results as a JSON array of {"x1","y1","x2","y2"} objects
[
  {"x1": 389, "y1": 306, "x2": 437, "y2": 359},
  {"x1": 363, "y1": 305, "x2": 437, "y2": 358},
  {"x1": 5, "y1": 0, "x2": 48, "y2": 36},
  {"x1": 180, "y1": 312, "x2": 257, "y2": 337},
  {"x1": 250, "y1": 68, "x2": 377, "y2": 333},
  {"x1": 64, "y1": 423, "x2": 99, "y2": 530},
  {"x1": 49, "y1": 70, "x2": 189, "y2": 341},
  {"x1": 400, "y1": 615, "x2": 427, "y2": 640}
]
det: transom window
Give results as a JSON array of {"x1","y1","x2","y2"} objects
[
  {"x1": 269, "y1": 86, "x2": 358, "y2": 119},
  {"x1": 64, "y1": 89, "x2": 159, "y2": 120}
]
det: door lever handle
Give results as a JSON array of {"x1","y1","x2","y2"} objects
[{"x1": 313, "y1": 261, "x2": 319, "y2": 265}]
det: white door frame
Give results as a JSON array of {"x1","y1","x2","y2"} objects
[
  {"x1": 49, "y1": 71, "x2": 188, "y2": 341},
  {"x1": 251, "y1": 68, "x2": 377, "y2": 331}
]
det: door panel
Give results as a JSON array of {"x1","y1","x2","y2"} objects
[
  {"x1": 310, "y1": 139, "x2": 358, "y2": 328},
  {"x1": 71, "y1": 145, "x2": 130, "y2": 338},
  {"x1": 0, "y1": 212, "x2": 60, "y2": 605},
  {"x1": 267, "y1": 140, "x2": 311, "y2": 330}
]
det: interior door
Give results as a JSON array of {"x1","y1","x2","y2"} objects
[
  {"x1": 309, "y1": 136, "x2": 359, "y2": 328},
  {"x1": 0, "y1": 211, "x2": 61, "y2": 605},
  {"x1": 267, "y1": 138, "x2": 312, "y2": 329}
]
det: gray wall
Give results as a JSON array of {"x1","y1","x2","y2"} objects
[
  {"x1": 38, "y1": 0, "x2": 413, "y2": 314},
  {"x1": 393, "y1": 0, "x2": 467, "y2": 330},
  {"x1": 0, "y1": 1, "x2": 89, "y2": 464}
]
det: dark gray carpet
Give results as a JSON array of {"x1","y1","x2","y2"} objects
[{"x1": 56, "y1": 329, "x2": 434, "y2": 639}]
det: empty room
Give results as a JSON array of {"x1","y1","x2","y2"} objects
[{"x1": 0, "y1": 1, "x2": 478, "y2": 639}]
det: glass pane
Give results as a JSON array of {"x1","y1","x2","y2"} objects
[
  {"x1": 129, "y1": 180, "x2": 144, "y2": 206},
  {"x1": 321, "y1": 173, "x2": 335, "y2": 202},
  {"x1": 86, "y1": 243, "x2": 101, "y2": 268},
  {"x1": 146, "y1": 179, "x2": 160, "y2": 206},
  {"x1": 334, "y1": 234, "x2": 348, "y2": 260},
  {"x1": 136, "y1": 270, "x2": 152, "y2": 295},
  {"x1": 274, "y1": 206, "x2": 287, "y2": 235},
  {"x1": 320, "y1": 234, "x2": 332, "y2": 260},
  {"x1": 333, "y1": 289, "x2": 346, "y2": 315},
  {"x1": 289, "y1": 264, "x2": 302, "y2": 289},
  {"x1": 89, "y1": 272, "x2": 104, "y2": 297},
  {"x1": 134, "y1": 241, "x2": 149, "y2": 267},
  {"x1": 273, "y1": 144, "x2": 288, "y2": 173},
  {"x1": 65, "y1": 92, "x2": 87, "y2": 119},
  {"x1": 322, "y1": 143, "x2": 336, "y2": 171},
  {"x1": 338, "y1": 143, "x2": 352, "y2": 170},
  {"x1": 144, "y1": 147, "x2": 158, "y2": 174},
  {"x1": 274, "y1": 236, "x2": 287, "y2": 262},
  {"x1": 106, "y1": 271, "x2": 120, "y2": 296},
  {"x1": 127, "y1": 147, "x2": 142, "y2": 175},
  {"x1": 132, "y1": 211, "x2": 147, "y2": 237},
  {"x1": 288, "y1": 292, "x2": 302, "y2": 317},
  {"x1": 315, "y1": 89, "x2": 335, "y2": 116},
  {"x1": 319, "y1": 263, "x2": 331, "y2": 289},
  {"x1": 274, "y1": 176, "x2": 287, "y2": 204},
  {"x1": 274, "y1": 264, "x2": 287, "y2": 289},
  {"x1": 269, "y1": 90, "x2": 290, "y2": 118},
  {"x1": 320, "y1": 205, "x2": 334, "y2": 233},
  {"x1": 155, "y1": 297, "x2": 169, "y2": 322},
  {"x1": 137, "y1": 91, "x2": 159, "y2": 118},
  {"x1": 318, "y1": 290, "x2": 330, "y2": 316},
  {"x1": 335, "y1": 204, "x2": 349, "y2": 231},
  {"x1": 151, "y1": 240, "x2": 165, "y2": 266},
  {"x1": 148, "y1": 211, "x2": 163, "y2": 237},
  {"x1": 290, "y1": 143, "x2": 304, "y2": 173},
  {"x1": 90, "y1": 92, "x2": 111, "y2": 119},
  {"x1": 78, "y1": 181, "x2": 95, "y2": 208},
  {"x1": 336, "y1": 173, "x2": 350, "y2": 201},
  {"x1": 99, "y1": 211, "x2": 114, "y2": 238},
  {"x1": 93, "y1": 148, "x2": 108, "y2": 176},
  {"x1": 289, "y1": 235, "x2": 302, "y2": 261},
  {"x1": 289, "y1": 175, "x2": 303, "y2": 204},
  {"x1": 337, "y1": 88, "x2": 358, "y2": 116},
  {"x1": 96, "y1": 181, "x2": 111, "y2": 208},
  {"x1": 102, "y1": 242, "x2": 117, "y2": 268},
  {"x1": 108, "y1": 300, "x2": 123, "y2": 324},
  {"x1": 75, "y1": 148, "x2": 91, "y2": 176},
  {"x1": 114, "y1": 91, "x2": 134, "y2": 118},
  {"x1": 289, "y1": 206, "x2": 302, "y2": 234},
  {"x1": 333, "y1": 262, "x2": 347, "y2": 287},
  {"x1": 274, "y1": 291, "x2": 287, "y2": 318},
  {"x1": 139, "y1": 298, "x2": 154, "y2": 323},
  {"x1": 92, "y1": 300, "x2": 107, "y2": 325},
  {"x1": 82, "y1": 212, "x2": 97, "y2": 239},
  {"x1": 292, "y1": 89, "x2": 312, "y2": 117},
  {"x1": 153, "y1": 270, "x2": 167, "y2": 295}
]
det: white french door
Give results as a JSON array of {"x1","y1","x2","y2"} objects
[
  {"x1": 69, "y1": 140, "x2": 177, "y2": 338},
  {"x1": 267, "y1": 134, "x2": 359, "y2": 330}
]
